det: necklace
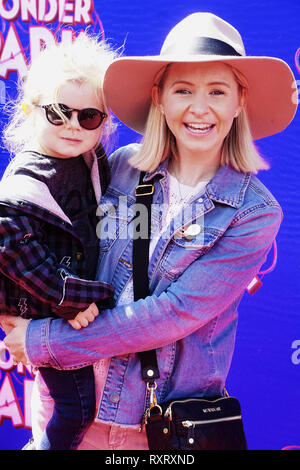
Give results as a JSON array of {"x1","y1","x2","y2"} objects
[
  {"x1": 170, "y1": 165, "x2": 209, "y2": 207},
  {"x1": 172, "y1": 166, "x2": 193, "y2": 204},
  {"x1": 176, "y1": 177, "x2": 185, "y2": 203}
]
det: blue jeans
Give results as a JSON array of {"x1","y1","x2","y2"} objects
[{"x1": 38, "y1": 365, "x2": 95, "y2": 450}]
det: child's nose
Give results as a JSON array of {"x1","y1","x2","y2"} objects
[{"x1": 67, "y1": 111, "x2": 81, "y2": 129}]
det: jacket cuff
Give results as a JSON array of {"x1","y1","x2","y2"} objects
[
  {"x1": 58, "y1": 276, "x2": 114, "y2": 309},
  {"x1": 26, "y1": 318, "x2": 61, "y2": 369}
]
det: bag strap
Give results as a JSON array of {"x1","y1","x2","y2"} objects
[
  {"x1": 133, "y1": 173, "x2": 230, "y2": 409},
  {"x1": 133, "y1": 172, "x2": 160, "y2": 383}
]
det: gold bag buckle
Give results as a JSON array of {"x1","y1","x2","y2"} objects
[
  {"x1": 134, "y1": 184, "x2": 155, "y2": 196},
  {"x1": 144, "y1": 381, "x2": 162, "y2": 423}
]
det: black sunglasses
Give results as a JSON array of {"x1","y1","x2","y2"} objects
[{"x1": 36, "y1": 103, "x2": 107, "y2": 130}]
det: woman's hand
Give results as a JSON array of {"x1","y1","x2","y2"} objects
[{"x1": 0, "y1": 315, "x2": 30, "y2": 364}]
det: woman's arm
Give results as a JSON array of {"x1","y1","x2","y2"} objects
[{"x1": 20, "y1": 202, "x2": 281, "y2": 370}]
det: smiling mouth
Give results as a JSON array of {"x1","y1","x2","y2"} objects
[
  {"x1": 62, "y1": 137, "x2": 81, "y2": 143},
  {"x1": 184, "y1": 123, "x2": 215, "y2": 134}
]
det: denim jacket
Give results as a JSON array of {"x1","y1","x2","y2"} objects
[{"x1": 26, "y1": 143, "x2": 282, "y2": 426}]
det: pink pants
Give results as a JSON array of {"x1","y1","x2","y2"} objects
[
  {"x1": 31, "y1": 368, "x2": 149, "y2": 450},
  {"x1": 78, "y1": 421, "x2": 149, "y2": 450}
]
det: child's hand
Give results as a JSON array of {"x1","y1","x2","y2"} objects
[{"x1": 68, "y1": 303, "x2": 99, "y2": 330}]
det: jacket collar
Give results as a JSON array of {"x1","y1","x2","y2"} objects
[
  {"x1": 0, "y1": 174, "x2": 72, "y2": 224},
  {"x1": 144, "y1": 161, "x2": 251, "y2": 209}
]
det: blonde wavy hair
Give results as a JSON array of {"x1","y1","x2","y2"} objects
[
  {"x1": 3, "y1": 33, "x2": 119, "y2": 156},
  {"x1": 130, "y1": 63, "x2": 269, "y2": 174}
]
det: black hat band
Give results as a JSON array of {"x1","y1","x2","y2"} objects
[{"x1": 162, "y1": 37, "x2": 242, "y2": 57}]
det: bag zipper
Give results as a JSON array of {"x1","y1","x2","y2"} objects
[
  {"x1": 164, "y1": 397, "x2": 227, "y2": 421},
  {"x1": 182, "y1": 415, "x2": 242, "y2": 445}
]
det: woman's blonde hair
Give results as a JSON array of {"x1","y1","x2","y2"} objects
[
  {"x1": 130, "y1": 62, "x2": 269, "y2": 174},
  {"x1": 3, "y1": 33, "x2": 118, "y2": 155}
]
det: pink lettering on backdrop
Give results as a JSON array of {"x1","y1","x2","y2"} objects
[
  {"x1": 0, "y1": 0, "x2": 104, "y2": 79},
  {"x1": 0, "y1": 374, "x2": 23, "y2": 428},
  {"x1": 0, "y1": 340, "x2": 35, "y2": 429},
  {"x1": 295, "y1": 47, "x2": 300, "y2": 74}
]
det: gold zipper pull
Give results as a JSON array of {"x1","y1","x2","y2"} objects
[
  {"x1": 164, "y1": 405, "x2": 172, "y2": 420},
  {"x1": 182, "y1": 420, "x2": 195, "y2": 445},
  {"x1": 148, "y1": 381, "x2": 158, "y2": 409},
  {"x1": 139, "y1": 411, "x2": 147, "y2": 433}
]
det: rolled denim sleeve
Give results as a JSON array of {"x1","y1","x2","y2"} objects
[{"x1": 26, "y1": 204, "x2": 281, "y2": 369}]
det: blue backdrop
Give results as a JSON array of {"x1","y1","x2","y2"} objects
[{"x1": 0, "y1": 0, "x2": 299, "y2": 451}]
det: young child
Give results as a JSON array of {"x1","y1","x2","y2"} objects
[{"x1": 0, "y1": 34, "x2": 117, "y2": 450}]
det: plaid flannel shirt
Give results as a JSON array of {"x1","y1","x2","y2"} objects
[{"x1": 0, "y1": 150, "x2": 113, "y2": 320}]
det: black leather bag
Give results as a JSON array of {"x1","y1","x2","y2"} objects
[
  {"x1": 144, "y1": 395, "x2": 247, "y2": 450},
  {"x1": 133, "y1": 173, "x2": 247, "y2": 451}
]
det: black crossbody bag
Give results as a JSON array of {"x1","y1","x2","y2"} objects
[{"x1": 133, "y1": 172, "x2": 248, "y2": 450}]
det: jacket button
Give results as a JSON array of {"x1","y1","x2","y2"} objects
[
  {"x1": 184, "y1": 224, "x2": 202, "y2": 240},
  {"x1": 76, "y1": 252, "x2": 83, "y2": 261},
  {"x1": 109, "y1": 393, "x2": 120, "y2": 403}
]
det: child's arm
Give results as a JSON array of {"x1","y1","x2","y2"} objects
[
  {"x1": 0, "y1": 205, "x2": 113, "y2": 319},
  {"x1": 68, "y1": 302, "x2": 99, "y2": 330}
]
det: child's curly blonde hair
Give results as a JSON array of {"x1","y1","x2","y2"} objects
[{"x1": 3, "y1": 33, "x2": 119, "y2": 155}]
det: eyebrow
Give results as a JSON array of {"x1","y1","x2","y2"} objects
[
  {"x1": 207, "y1": 81, "x2": 231, "y2": 88},
  {"x1": 170, "y1": 80, "x2": 193, "y2": 86},
  {"x1": 170, "y1": 79, "x2": 231, "y2": 88}
]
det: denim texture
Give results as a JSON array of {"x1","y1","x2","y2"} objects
[
  {"x1": 27, "y1": 143, "x2": 282, "y2": 426},
  {"x1": 38, "y1": 366, "x2": 95, "y2": 450}
]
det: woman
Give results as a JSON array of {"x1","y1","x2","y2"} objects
[{"x1": 1, "y1": 12, "x2": 297, "y2": 450}]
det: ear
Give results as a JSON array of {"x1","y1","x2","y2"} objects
[
  {"x1": 235, "y1": 87, "x2": 246, "y2": 118},
  {"x1": 151, "y1": 84, "x2": 163, "y2": 112}
]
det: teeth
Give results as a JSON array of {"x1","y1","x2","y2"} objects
[{"x1": 186, "y1": 123, "x2": 214, "y2": 132}]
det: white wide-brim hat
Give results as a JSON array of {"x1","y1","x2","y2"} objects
[{"x1": 104, "y1": 12, "x2": 298, "y2": 139}]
